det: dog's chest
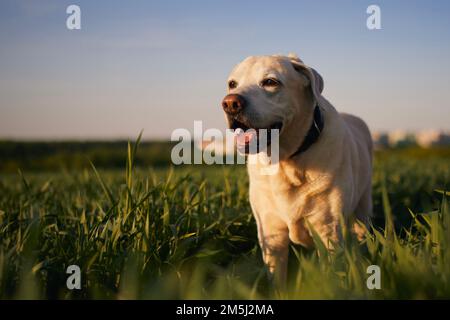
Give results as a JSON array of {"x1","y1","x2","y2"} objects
[{"x1": 249, "y1": 167, "x2": 335, "y2": 223}]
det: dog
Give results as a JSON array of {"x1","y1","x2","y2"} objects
[{"x1": 221, "y1": 54, "x2": 373, "y2": 286}]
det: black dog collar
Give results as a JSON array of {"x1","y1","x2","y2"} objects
[{"x1": 290, "y1": 105, "x2": 324, "y2": 158}]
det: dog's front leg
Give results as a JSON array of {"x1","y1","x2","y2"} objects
[{"x1": 255, "y1": 211, "x2": 289, "y2": 289}]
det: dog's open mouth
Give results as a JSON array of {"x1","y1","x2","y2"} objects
[{"x1": 229, "y1": 117, "x2": 283, "y2": 153}]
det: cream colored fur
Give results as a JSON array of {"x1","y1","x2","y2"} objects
[{"x1": 224, "y1": 54, "x2": 373, "y2": 286}]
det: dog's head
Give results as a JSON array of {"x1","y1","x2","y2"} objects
[{"x1": 222, "y1": 54, "x2": 324, "y2": 155}]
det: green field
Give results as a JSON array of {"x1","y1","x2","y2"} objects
[{"x1": 0, "y1": 141, "x2": 449, "y2": 299}]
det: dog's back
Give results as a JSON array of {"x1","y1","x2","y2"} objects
[
  {"x1": 340, "y1": 113, "x2": 373, "y2": 157},
  {"x1": 340, "y1": 112, "x2": 373, "y2": 238}
]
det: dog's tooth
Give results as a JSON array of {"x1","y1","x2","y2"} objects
[{"x1": 234, "y1": 128, "x2": 244, "y2": 136}]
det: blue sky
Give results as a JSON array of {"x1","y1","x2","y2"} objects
[{"x1": 0, "y1": 0, "x2": 449, "y2": 139}]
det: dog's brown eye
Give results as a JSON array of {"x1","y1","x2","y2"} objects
[
  {"x1": 228, "y1": 80, "x2": 238, "y2": 89},
  {"x1": 261, "y1": 78, "x2": 280, "y2": 87}
]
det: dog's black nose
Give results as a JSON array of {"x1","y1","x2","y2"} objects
[{"x1": 222, "y1": 94, "x2": 246, "y2": 115}]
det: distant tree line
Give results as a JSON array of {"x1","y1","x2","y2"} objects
[
  {"x1": 0, "y1": 140, "x2": 177, "y2": 172},
  {"x1": 0, "y1": 140, "x2": 449, "y2": 173}
]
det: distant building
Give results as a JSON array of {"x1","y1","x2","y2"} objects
[
  {"x1": 416, "y1": 130, "x2": 450, "y2": 147},
  {"x1": 371, "y1": 129, "x2": 450, "y2": 148},
  {"x1": 372, "y1": 132, "x2": 389, "y2": 149},
  {"x1": 387, "y1": 130, "x2": 415, "y2": 147}
]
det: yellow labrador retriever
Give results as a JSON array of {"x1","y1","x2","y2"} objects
[{"x1": 221, "y1": 54, "x2": 373, "y2": 285}]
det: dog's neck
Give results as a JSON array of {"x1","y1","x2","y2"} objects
[{"x1": 289, "y1": 104, "x2": 324, "y2": 158}]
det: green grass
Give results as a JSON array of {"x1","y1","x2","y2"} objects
[{"x1": 0, "y1": 141, "x2": 449, "y2": 299}]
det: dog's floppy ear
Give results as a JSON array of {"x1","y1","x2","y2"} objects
[{"x1": 289, "y1": 55, "x2": 324, "y2": 103}]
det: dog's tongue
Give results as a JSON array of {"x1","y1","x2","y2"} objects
[{"x1": 234, "y1": 128, "x2": 257, "y2": 146}]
